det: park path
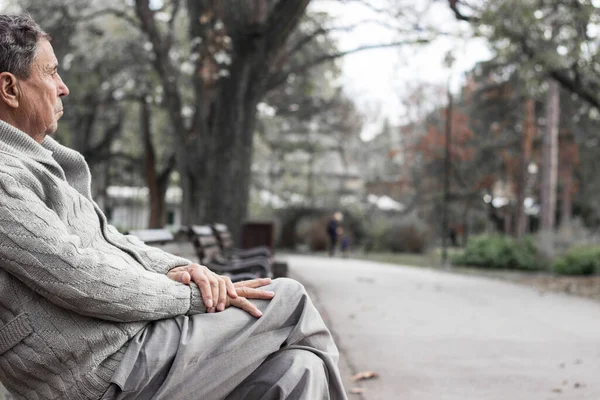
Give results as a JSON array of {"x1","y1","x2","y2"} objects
[{"x1": 287, "y1": 254, "x2": 600, "y2": 400}]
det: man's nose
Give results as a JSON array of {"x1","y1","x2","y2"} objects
[{"x1": 57, "y1": 75, "x2": 70, "y2": 97}]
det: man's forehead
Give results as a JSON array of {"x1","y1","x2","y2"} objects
[{"x1": 33, "y1": 39, "x2": 58, "y2": 69}]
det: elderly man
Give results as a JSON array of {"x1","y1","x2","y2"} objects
[{"x1": 0, "y1": 14, "x2": 346, "y2": 400}]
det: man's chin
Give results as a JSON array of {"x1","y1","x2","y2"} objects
[{"x1": 45, "y1": 124, "x2": 59, "y2": 136}]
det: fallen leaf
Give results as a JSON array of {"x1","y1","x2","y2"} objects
[
  {"x1": 351, "y1": 371, "x2": 378, "y2": 381},
  {"x1": 350, "y1": 387, "x2": 366, "y2": 394},
  {"x1": 552, "y1": 388, "x2": 562, "y2": 393},
  {"x1": 574, "y1": 382, "x2": 583, "y2": 389}
]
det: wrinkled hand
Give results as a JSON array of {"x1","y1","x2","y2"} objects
[
  {"x1": 226, "y1": 278, "x2": 275, "y2": 317},
  {"x1": 168, "y1": 264, "x2": 236, "y2": 312},
  {"x1": 167, "y1": 264, "x2": 274, "y2": 317}
]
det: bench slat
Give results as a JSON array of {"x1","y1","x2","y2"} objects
[{"x1": 128, "y1": 229, "x2": 174, "y2": 244}]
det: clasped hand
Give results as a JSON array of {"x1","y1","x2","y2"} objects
[{"x1": 167, "y1": 264, "x2": 274, "y2": 318}]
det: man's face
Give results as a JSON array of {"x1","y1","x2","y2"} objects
[{"x1": 16, "y1": 38, "x2": 69, "y2": 142}]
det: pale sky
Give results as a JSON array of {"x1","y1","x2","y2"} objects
[{"x1": 310, "y1": 0, "x2": 492, "y2": 140}]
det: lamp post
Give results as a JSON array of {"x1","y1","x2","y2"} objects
[
  {"x1": 441, "y1": 86, "x2": 453, "y2": 268},
  {"x1": 441, "y1": 52, "x2": 455, "y2": 268}
]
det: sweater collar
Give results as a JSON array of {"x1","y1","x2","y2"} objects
[
  {"x1": 0, "y1": 120, "x2": 93, "y2": 199},
  {"x1": 0, "y1": 119, "x2": 55, "y2": 163}
]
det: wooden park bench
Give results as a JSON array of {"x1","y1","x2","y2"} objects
[
  {"x1": 186, "y1": 225, "x2": 272, "y2": 280},
  {"x1": 127, "y1": 228, "x2": 195, "y2": 261},
  {"x1": 212, "y1": 223, "x2": 288, "y2": 278},
  {"x1": 127, "y1": 228, "x2": 175, "y2": 245},
  {"x1": 128, "y1": 228, "x2": 258, "y2": 282},
  {"x1": 212, "y1": 223, "x2": 272, "y2": 259}
]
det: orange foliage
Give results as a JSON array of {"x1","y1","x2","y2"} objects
[
  {"x1": 416, "y1": 108, "x2": 475, "y2": 163},
  {"x1": 558, "y1": 138, "x2": 579, "y2": 195},
  {"x1": 475, "y1": 174, "x2": 497, "y2": 190}
]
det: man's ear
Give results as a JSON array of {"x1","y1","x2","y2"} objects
[{"x1": 0, "y1": 72, "x2": 20, "y2": 109}]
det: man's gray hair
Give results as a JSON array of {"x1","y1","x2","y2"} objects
[{"x1": 0, "y1": 14, "x2": 50, "y2": 79}]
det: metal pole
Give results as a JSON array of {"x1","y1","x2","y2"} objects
[{"x1": 441, "y1": 87, "x2": 453, "y2": 267}]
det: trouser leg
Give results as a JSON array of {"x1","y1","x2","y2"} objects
[
  {"x1": 225, "y1": 348, "x2": 329, "y2": 400},
  {"x1": 329, "y1": 236, "x2": 337, "y2": 256},
  {"x1": 150, "y1": 278, "x2": 346, "y2": 400}
]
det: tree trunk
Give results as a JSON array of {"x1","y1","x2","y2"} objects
[
  {"x1": 441, "y1": 88, "x2": 452, "y2": 266},
  {"x1": 560, "y1": 166, "x2": 573, "y2": 232},
  {"x1": 503, "y1": 206, "x2": 512, "y2": 235},
  {"x1": 308, "y1": 147, "x2": 316, "y2": 207},
  {"x1": 559, "y1": 137, "x2": 576, "y2": 233},
  {"x1": 516, "y1": 98, "x2": 535, "y2": 238},
  {"x1": 193, "y1": 43, "x2": 265, "y2": 241},
  {"x1": 462, "y1": 197, "x2": 473, "y2": 246},
  {"x1": 540, "y1": 79, "x2": 560, "y2": 231},
  {"x1": 140, "y1": 99, "x2": 170, "y2": 228},
  {"x1": 337, "y1": 137, "x2": 349, "y2": 198},
  {"x1": 136, "y1": 0, "x2": 311, "y2": 242}
]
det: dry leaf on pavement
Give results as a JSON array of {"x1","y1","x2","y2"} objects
[{"x1": 351, "y1": 371, "x2": 378, "y2": 381}]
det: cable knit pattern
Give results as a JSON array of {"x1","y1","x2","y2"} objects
[{"x1": 0, "y1": 120, "x2": 206, "y2": 399}]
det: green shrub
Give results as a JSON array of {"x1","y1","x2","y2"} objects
[
  {"x1": 364, "y1": 214, "x2": 392, "y2": 252},
  {"x1": 552, "y1": 246, "x2": 600, "y2": 276},
  {"x1": 363, "y1": 213, "x2": 431, "y2": 254},
  {"x1": 452, "y1": 235, "x2": 543, "y2": 270},
  {"x1": 387, "y1": 223, "x2": 430, "y2": 254}
]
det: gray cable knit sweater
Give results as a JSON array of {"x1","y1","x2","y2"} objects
[{"x1": 0, "y1": 120, "x2": 207, "y2": 399}]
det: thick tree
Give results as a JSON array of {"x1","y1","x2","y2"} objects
[
  {"x1": 131, "y1": 1, "x2": 311, "y2": 240},
  {"x1": 540, "y1": 79, "x2": 560, "y2": 231},
  {"x1": 515, "y1": 98, "x2": 536, "y2": 238},
  {"x1": 133, "y1": 0, "x2": 423, "y2": 238},
  {"x1": 139, "y1": 97, "x2": 177, "y2": 228}
]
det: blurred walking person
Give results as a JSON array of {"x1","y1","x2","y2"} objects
[{"x1": 327, "y1": 212, "x2": 343, "y2": 256}]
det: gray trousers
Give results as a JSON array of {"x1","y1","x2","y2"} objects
[{"x1": 102, "y1": 278, "x2": 347, "y2": 400}]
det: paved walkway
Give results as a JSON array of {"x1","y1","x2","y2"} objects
[{"x1": 287, "y1": 254, "x2": 600, "y2": 400}]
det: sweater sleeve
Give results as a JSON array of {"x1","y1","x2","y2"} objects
[
  {"x1": 0, "y1": 171, "x2": 206, "y2": 322},
  {"x1": 102, "y1": 222, "x2": 194, "y2": 275}
]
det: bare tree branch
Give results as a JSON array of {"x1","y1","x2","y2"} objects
[
  {"x1": 346, "y1": 0, "x2": 452, "y2": 34},
  {"x1": 159, "y1": 153, "x2": 177, "y2": 183},
  {"x1": 514, "y1": 35, "x2": 600, "y2": 109},
  {"x1": 80, "y1": 8, "x2": 140, "y2": 27},
  {"x1": 447, "y1": 0, "x2": 480, "y2": 23},
  {"x1": 135, "y1": 0, "x2": 187, "y2": 142},
  {"x1": 267, "y1": 38, "x2": 431, "y2": 92},
  {"x1": 285, "y1": 20, "x2": 392, "y2": 59},
  {"x1": 264, "y1": 0, "x2": 311, "y2": 57},
  {"x1": 165, "y1": 0, "x2": 181, "y2": 50},
  {"x1": 549, "y1": 69, "x2": 600, "y2": 110},
  {"x1": 109, "y1": 152, "x2": 142, "y2": 164}
]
